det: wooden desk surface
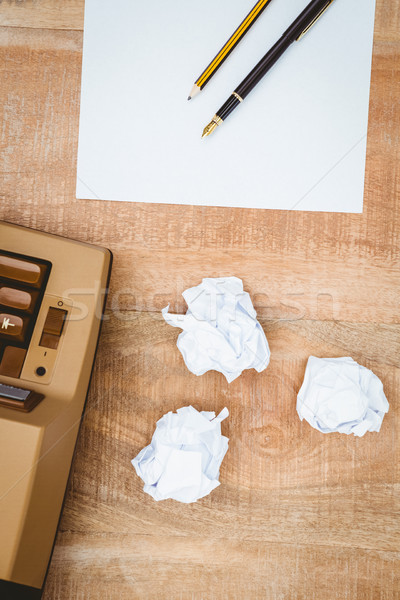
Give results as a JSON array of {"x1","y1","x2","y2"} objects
[{"x1": 1, "y1": 2, "x2": 399, "y2": 598}]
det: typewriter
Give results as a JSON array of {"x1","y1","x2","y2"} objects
[{"x1": 0, "y1": 222, "x2": 112, "y2": 598}]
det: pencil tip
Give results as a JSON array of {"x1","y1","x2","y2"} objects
[{"x1": 188, "y1": 84, "x2": 201, "y2": 100}]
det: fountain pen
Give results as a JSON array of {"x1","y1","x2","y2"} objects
[{"x1": 202, "y1": 0, "x2": 334, "y2": 138}]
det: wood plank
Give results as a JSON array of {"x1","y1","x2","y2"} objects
[
  {"x1": 44, "y1": 534, "x2": 400, "y2": 600},
  {"x1": 0, "y1": 0, "x2": 84, "y2": 31}
]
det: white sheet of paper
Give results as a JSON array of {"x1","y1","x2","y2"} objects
[{"x1": 77, "y1": 0, "x2": 376, "y2": 212}]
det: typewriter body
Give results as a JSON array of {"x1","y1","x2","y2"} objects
[{"x1": 0, "y1": 222, "x2": 111, "y2": 597}]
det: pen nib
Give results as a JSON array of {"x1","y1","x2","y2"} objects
[{"x1": 201, "y1": 120, "x2": 219, "y2": 139}]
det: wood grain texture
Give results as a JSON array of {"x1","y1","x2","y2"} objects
[
  {"x1": 0, "y1": 0, "x2": 84, "y2": 30},
  {"x1": 0, "y1": 0, "x2": 399, "y2": 598}
]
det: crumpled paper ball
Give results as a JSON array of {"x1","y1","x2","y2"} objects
[
  {"x1": 131, "y1": 406, "x2": 229, "y2": 503},
  {"x1": 297, "y1": 356, "x2": 389, "y2": 437},
  {"x1": 162, "y1": 276, "x2": 270, "y2": 383}
]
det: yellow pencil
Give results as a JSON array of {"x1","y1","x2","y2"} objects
[{"x1": 188, "y1": 0, "x2": 273, "y2": 100}]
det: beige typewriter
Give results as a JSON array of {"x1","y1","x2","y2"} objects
[{"x1": 0, "y1": 222, "x2": 112, "y2": 598}]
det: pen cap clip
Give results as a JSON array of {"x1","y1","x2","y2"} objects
[{"x1": 296, "y1": 0, "x2": 334, "y2": 41}]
